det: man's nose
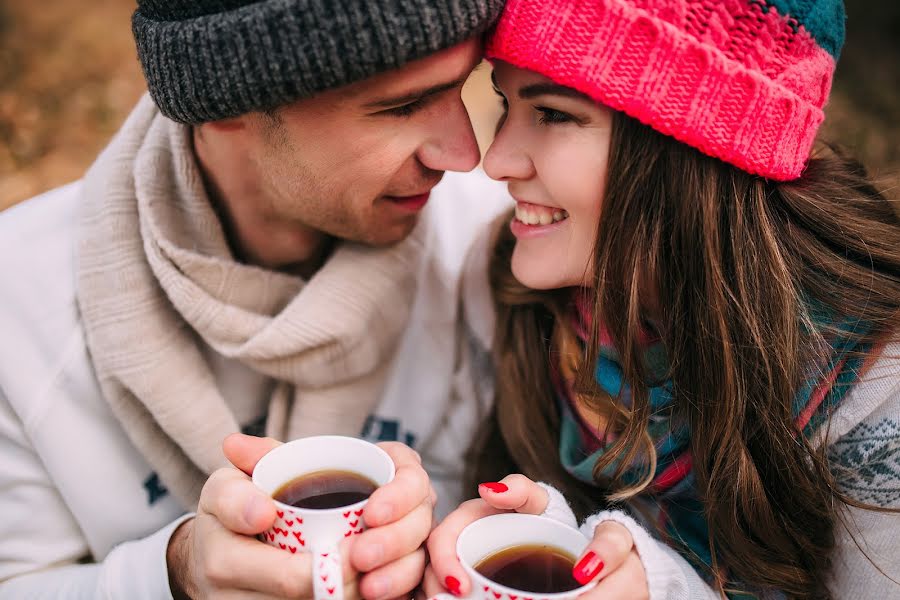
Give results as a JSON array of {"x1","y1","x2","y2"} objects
[{"x1": 416, "y1": 100, "x2": 481, "y2": 173}]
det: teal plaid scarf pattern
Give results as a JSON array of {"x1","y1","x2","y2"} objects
[{"x1": 555, "y1": 292, "x2": 872, "y2": 596}]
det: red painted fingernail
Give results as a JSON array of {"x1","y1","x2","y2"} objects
[
  {"x1": 445, "y1": 575, "x2": 462, "y2": 596},
  {"x1": 479, "y1": 482, "x2": 509, "y2": 493},
  {"x1": 573, "y1": 551, "x2": 604, "y2": 585}
]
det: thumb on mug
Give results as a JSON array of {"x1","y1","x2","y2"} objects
[{"x1": 477, "y1": 474, "x2": 549, "y2": 514}]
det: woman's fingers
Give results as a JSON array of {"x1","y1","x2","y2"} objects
[
  {"x1": 427, "y1": 475, "x2": 546, "y2": 598},
  {"x1": 357, "y1": 547, "x2": 427, "y2": 600},
  {"x1": 427, "y1": 499, "x2": 504, "y2": 597},
  {"x1": 576, "y1": 551, "x2": 648, "y2": 600},
  {"x1": 477, "y1": 474, "x2": 549, "y2": 514},
  {"x1": 420, "y1": 565, "x2": 444, "y2": 598},
  {"x1": 573, "y1": 521, "x2": 635, "y2": 585}
]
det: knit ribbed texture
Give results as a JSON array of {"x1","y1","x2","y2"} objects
[
  {"x1": 133, "y1": 0, "x2": 504, "y2": 124},
  {"x1": 486, "y1": 0, "x2": 845, "y2": 181}
]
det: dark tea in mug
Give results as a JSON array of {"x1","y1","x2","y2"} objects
[
  {"x1": 273, "y1": 469, "x2": 378, "y2": 509},
  {"x1": 474, "y1": 544, "x2": 581, "y2": 594}
]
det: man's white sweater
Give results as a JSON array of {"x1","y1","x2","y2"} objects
[{"x1": 0, "y1": 169, "x2": 512, "y2": 598}]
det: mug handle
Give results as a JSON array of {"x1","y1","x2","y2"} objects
[{"x1": 312, "y1": 545, "x2": 344, "y2": 600}]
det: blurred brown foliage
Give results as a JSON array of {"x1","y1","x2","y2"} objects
[
  {"x1": 1, "y1": 0, "x2": 897, "y2": 211},
  {"x1": 0, "y1": 1, "x2": 144, "y2": 209}
]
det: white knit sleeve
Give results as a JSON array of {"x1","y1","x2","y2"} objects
[
  {"x1": 580, "y1": 511, "x2": 719, "y2": 600},
  {"x1": 536, "y1": 482, "x2": 578, "y2": 528},
  {"x1": 0, "y1": 384, "x2": 192, "y2": 600},
  {"x1": 826, "y1": 392, "x2": 900, "y2": 597},
  {"x1": 0, "y1": 514, "x2": 193, "y2": 600}
]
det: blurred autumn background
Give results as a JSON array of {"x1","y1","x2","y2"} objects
[{"x1": 1, "y1": 0, "x2": 898, "y2": 211}]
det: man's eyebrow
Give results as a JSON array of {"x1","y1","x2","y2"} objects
[{"x1": 363, "y1": 76, "x2": 469, "y2": 109}]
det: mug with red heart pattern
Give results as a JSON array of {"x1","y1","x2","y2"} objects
[
  {"x1": 429, "y1": 513, "x2": 598, "y2": 600},
  {"x1": 252, "y1": 435, "x2": 396, "y2": 600}
]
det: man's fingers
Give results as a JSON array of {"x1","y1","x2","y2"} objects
[
  {"x1": 214, "y1": 592, "x2": 294, "y2": 600},
  {"x1": 573, "y1": 521, "x2": 635, "y2": 585},
  {"x1": 426, "y1": 499, "x2": 504, "y2": 597},
  {"x1": 194, "y1": 515, "x2": 311, "y2": 597},
  {"x1": 476, "y1": 474, "x2": 549, "y2": 514},
  {"x1": 352, "y1": 499, "x2": 433, "y2": 572},
  {"x1": 198, "y1": 467, "x2": 276, "y2": 534},
  {"x1": 576, "y1": 551, "x2": 648, "y2": 600},
  {"x1": 358, "y1": 547, "x2": 427, "y2": 600},
  {"x1": 223, "y1": 433, "x2": 282, "y2": 476},
  {"x1": 198, "y1": 517, "x2": 359, "y2": 599},
  {"x1": 377, "y1": 442, "x2": 423, "y2": 466},
  {"x1": 366, "y1": 443, "x2": 431, "y2": 527}
]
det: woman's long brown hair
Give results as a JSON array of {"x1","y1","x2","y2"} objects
[{"x1": 468, "y1": 114, "x2": 900, "y2": 598}]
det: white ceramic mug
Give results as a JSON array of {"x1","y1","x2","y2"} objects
[
  {"x1": 253, "y1": 436, "x2": 395, "y2": 600},
  {"x1": 431, "y1": 513, "x2": 598, "y2": 600}
]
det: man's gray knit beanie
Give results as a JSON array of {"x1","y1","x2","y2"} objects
[{"x1": 132, "y1": 0, "x2": 505, "y2": 124}]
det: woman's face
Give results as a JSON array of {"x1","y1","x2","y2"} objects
[{"x1": 484, "y1": 62, "x2": 613, "y2": 290}]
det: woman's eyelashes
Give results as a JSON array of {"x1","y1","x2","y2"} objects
[
  {"x1": 493, "y1": 86, "x2": 509, "y2": 111},
  {"x1": 535, "y1": 106, "x2": 575, "y2": 125},
  {"x1": 493, "y1": 88, "x2": 575, "y2": 126},
  {"x1": 492, "y1": 83, "x2": 581, "y2": 131}
]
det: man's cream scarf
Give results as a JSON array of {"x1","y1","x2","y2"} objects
[{"x1": 76, "y1": 96, "x2": 420, "y2": 509}]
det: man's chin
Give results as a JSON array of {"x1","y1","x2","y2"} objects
[{"x1": 361, "y1": 216, "x2": 420, "y2": 247}]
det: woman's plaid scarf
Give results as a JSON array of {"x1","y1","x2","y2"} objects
[{"x1": 554, "y1": 292, "x2": 872, "y2": 596}]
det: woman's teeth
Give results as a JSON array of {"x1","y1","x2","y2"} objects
[{"x1": 514, "y1": 204, "x2": 569, "y2": 226}]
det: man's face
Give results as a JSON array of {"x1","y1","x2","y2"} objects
[{"x1": 232, "y1": 40, "x2": 483, "y2": 252}]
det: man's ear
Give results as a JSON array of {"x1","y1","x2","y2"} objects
[{"x1": 198, "y1": 114, "x2": 249, "y2": 134}]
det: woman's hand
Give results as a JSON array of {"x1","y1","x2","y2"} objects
[
  {"x1": 571, "y1": 521, "x2": 648, "y2": 600},
  {"x1": 424, "y1": 474, "x2": 550, "y2": 597}
]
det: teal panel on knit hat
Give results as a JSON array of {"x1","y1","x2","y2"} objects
[{"x1": 762, "y1": 0, "x2": 846, "y2": 59}]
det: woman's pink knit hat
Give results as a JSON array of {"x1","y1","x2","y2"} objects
[{"x1": 486, "y1": 0, "x2": 845, "y2": 181}]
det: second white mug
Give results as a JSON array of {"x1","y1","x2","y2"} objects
[{"x1": 431, "y1": 513, "x2": 598, "y2": 600}]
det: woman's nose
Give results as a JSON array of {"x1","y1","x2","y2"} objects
[{"x1": 483, "y1": 120, "x2": 534, "y2": 182}]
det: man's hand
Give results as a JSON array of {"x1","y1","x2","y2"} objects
[
  {"x1": 166, "y1": 434, "x2": 359, "y2": 599},
  {"x1": 350, "y1": 441, "x2": 436, "y2": 600},
  {"x1": 165, "y1": 434, "x2": 434, "y2": 599}
]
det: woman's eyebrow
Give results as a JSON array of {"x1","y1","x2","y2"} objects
[
  {"x1": 490, "y1": 70, "x2": 589, "y2": 101},
  {"x1": 517, "y1": 83, "x2": 590, "y2": 101}
]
